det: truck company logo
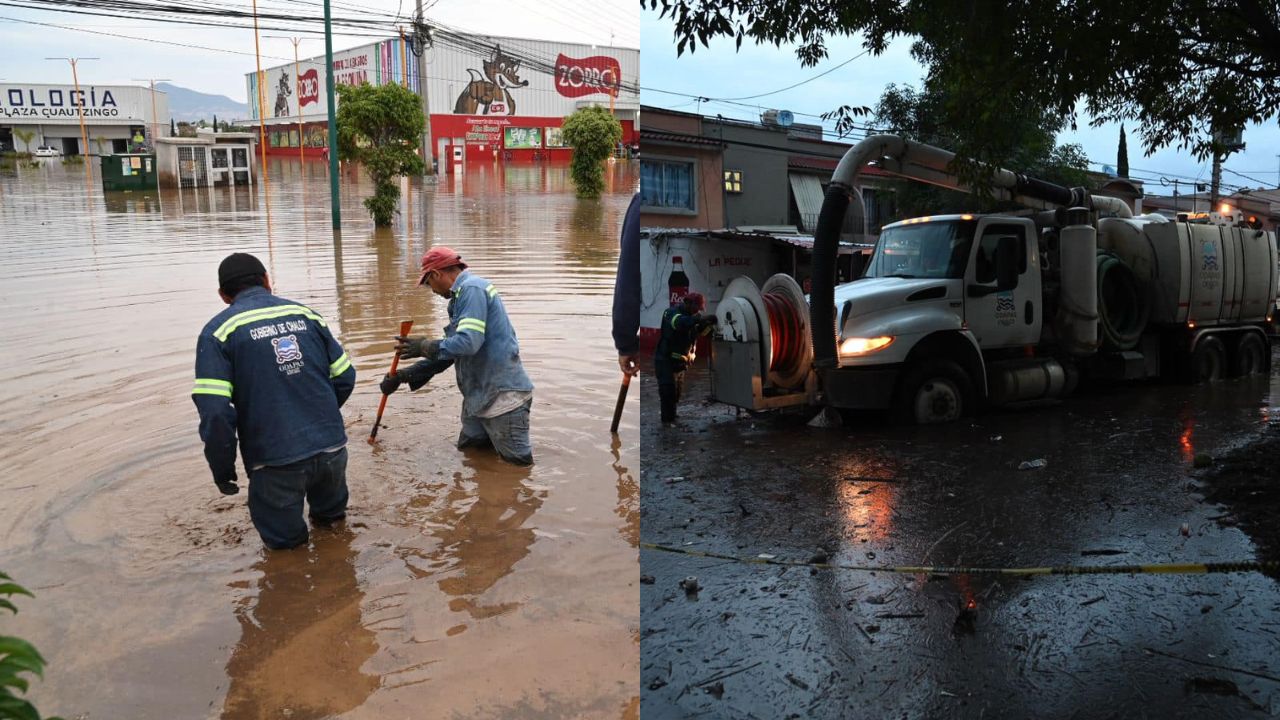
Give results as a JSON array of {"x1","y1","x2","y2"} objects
[
  {"x1": 995, "y1": 292, "x2": 1017, "y2": 327},
  {"x1": 555, "y1": 54, "x2": 622, "y2": 98},
  {"x1": 454, "y1": 45, "x2": 528, "y2": 116},
  {"x1": 1202, "y1": 241, "x2": 1218, "y2": 271},
  {"x1": 298, "y1": 69, "x2": 320, "y2": 108},
  {"x1": 272, "y1": 335, "x2": 303, "y2": 363},
  {"x1": 1, "y1": 87, "x2": 120, "y2": 119}
]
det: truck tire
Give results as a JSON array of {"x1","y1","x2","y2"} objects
[
  {"x1": 1190, "y1": 335, "x2": 1227, "y2": 383},
  {"x1": 893, "y1": 359, "x2": 974, "y2": 425},
  {"x1": 1231, "y1": 333, "x2": 1268, "y2": 377}
]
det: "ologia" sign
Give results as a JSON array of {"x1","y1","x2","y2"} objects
[{"x1": 1, "y1": 87, "x2": 121, "y2": 119}]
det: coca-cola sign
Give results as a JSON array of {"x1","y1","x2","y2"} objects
[
  {"x1": 298, "y1": 69, "x2": 320, "y2": 108},
  {"x1": 554, "y1": 53, "x2": 621, "y2": 98}
]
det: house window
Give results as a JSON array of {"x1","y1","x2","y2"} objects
[
  {"x1": 724, "y1": 170, "x2": 742, "y2": 193},
  {"x1": 641, "y1": 158, "x2": 696, "y2": 213}
]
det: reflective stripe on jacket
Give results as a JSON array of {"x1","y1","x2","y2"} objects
[
  {"x1": 192, "y1": 286, "x2": 355, "y2": 480},
  {"x1": 436, "y1": 270, "x2": 534, "y2": 417},
  {"x1": 655, "y1": 305, "x2": 704, "y2": 367}
]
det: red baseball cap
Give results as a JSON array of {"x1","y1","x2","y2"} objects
[{"x1": 418, "y1": 246, "x2": 467, "y2": 285}]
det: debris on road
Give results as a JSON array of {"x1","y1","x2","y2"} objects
[
  {"x1": 1018, "y1": 458, "x2": 1048, "y2": 470},
  {"x1": 679, "y1": 576, "x2": 700, "y2": 595}
]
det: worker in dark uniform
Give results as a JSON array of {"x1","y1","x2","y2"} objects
[
  {"x1": 613, "y1": 193, "x2": 640, "y2": 377},
  {"x1": 654, "y1": 292, "x2": 715, "y2": 423},
  {"x1": 192, "y1": 253, "x2": 357, "y2": 549}
]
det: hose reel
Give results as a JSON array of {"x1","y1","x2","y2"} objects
[{"x1": 716, "y1": 273, "x2": 813, "y2": 389}]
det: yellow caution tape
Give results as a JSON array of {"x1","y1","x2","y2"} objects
[{"x1": 640, "y1": 542, "x2": 1279, "y2": 577}]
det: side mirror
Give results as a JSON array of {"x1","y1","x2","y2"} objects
[{"x1": 996, "y1": 235, "x2": 1019, "y2": 290}]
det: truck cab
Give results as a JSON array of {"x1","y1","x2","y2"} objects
[{"x1": 825, "y1": 214, "x2": 1042, "y2": 421}]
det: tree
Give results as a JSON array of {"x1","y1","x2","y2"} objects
[
  {"x1": 1117, "y1": 124, "x2": 1129, "y2": 178},
  {"x1": 213, "y1": 114, "x2": 219, "y2": 133},
  {"x1": 872, "y1": 82, "x2": 1090, "y2": 218},
  {"x1": 1, "y1": 572, "x2": 64, "y2": 720},
  {"x1": 561, "y1": 106, "x2": 623, "y2": 199},
  {"x1": 647, "y1": 0, "x2": 1280, "y2": 171},
  {"x1": 170, "y1": 118, "x2": 176, "y2": 136},
  {"x1": 12, "y1": 128, "x2": 34, "y2": 153},
  {"x1": 335, "y1": 82, "x2": 425, "y2": 227}
]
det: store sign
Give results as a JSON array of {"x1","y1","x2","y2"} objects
[
  {"x1": 0, "y1": 86, "x2": 121, "y2": 119},
  {"x1": 298, "y1": 69, "x2": 320, "y2": 108},
  {"x1": 554, "y1": 54, "x2": 621, "y2": 98},
  {"x1": 504, "y1": 126, "x2": 541, "y2": 149},
  {"x1": 333, "y1": 53, "x2": 371, "y2": 86},
  {"x1": 465, "y1": 117, "x2": 510, "y2": 144}
]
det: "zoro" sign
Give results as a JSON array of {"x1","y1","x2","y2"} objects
[{"x1": 554, "y1": 54, "x2": 622, "y2": 98}]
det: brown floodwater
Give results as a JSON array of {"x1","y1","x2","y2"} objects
[{"x1": 0, "y1": 157, "x2": 639, "y2": 719}]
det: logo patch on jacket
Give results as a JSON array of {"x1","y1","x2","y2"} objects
[{"x1": 272, "y1": 335, "x2": 303, "y2": 363}]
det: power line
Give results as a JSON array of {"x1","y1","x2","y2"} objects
[{"x1": 719, "y1": 50, "x2": 870, "y2": 101}]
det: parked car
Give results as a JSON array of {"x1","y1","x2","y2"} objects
[{"x1": 32, "y1": 146, "x2": 61, "y2": 158}]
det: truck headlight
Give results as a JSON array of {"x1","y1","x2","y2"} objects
[{"x1": 839, "y1": 336, "x2": 894, "y2": 357}]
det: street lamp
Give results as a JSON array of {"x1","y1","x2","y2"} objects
[
  {"x1": 45, "y1": 57, "x2": 97, "y2": 159},
  {"x1": 131, "y1": 78, "x2": 170, "y2": 147}
]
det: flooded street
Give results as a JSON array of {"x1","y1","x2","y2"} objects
[
  {"x1": 0, "y1": 158, "x2": 639, "y2": 718},
  {"x1": 640, "y1": 359, "x2": 1280, "y2": 718}
]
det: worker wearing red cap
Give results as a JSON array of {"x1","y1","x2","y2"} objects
[
  {"x1": 654, "y1": 292, "x2": 716, "y2": 423},
  {"x1": 380, "y1": 246, "x2": 535, "y2": 465}
]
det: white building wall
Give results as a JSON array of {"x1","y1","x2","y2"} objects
[
  {"x1": 1, "y1": 84, "x2": 170, "y2": 153},
  {"x1": 247, "y1": 33, "x2": 638, "y2": 124}
]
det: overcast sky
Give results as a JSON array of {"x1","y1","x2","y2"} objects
[
  {"x1": 640, "y1": 8, "x2": 1280, "y2": 196},
  {"x1": 0, "y1": 0, "x2": 637, "y2": 99}
]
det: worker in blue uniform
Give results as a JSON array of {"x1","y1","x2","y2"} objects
[
  {"x1": 613, "y1": 193, "x2": 641, "y2": 377},
  {"x1": 192, "y1": 253, "x2": 356, "y2": 549},
  {"x1": 382, "y1": 246, "x2": 536, "y2": 465},
  {"x1": 654, "y1": 292, "x2": 715, "y2": 423}
]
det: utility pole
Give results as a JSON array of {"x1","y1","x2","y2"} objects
[
  {"x1": 131, "y1": 77, "x2": 170, "y2": 146},
  {"x1": 249, "y1": 0, "x2": 272, "y2": 217},
  {"x1": 412, "y1": 3, "x2": 434, "y2": 176},
  {"x1": 46, "y1": 57, "x2": 96, "y2": 159},
  {"x1": 1210, "y1": 151, "x2": 1223, "y2": 209},
  {"x1": 323, "y1": 0, "x2": 341, "y2": 229}
]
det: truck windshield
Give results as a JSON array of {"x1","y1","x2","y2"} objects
[{"x1": 864, "y1": 221, "x2": 977, "y2": 279}]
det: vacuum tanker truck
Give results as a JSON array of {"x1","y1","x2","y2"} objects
[{"x1": 711, "y1": 135, "x2": 1279, "y2": 424}]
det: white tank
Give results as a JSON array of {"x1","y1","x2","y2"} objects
[{"x1": 1098, "y1": 216, "x2": 1278, "y2": 326}]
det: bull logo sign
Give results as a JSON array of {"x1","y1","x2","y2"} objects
[
  {"x1": 554, "y1": 53, "x2": 622, "y2": 98},
  {"x1": 454, "y1": 45, "x2": 528, "y2": 115}
]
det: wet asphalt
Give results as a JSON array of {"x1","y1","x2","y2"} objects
[{"x1": 640, "y1": 352, "x2": 1280, "y2": 719}]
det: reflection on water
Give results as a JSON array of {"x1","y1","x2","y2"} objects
[
  {"x1": 0, "y1": 158, "x2": 640, "y2": 718},
  {"x1": 222, "y1": 527, "x2": 378, "y2": 720},
  {"x1": 422, "y1": 457, "x2": 543, "y2": 622}
]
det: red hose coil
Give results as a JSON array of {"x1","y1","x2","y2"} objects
[{"x1": 762, "y1": 291, "x2": 804, "y2": 375}]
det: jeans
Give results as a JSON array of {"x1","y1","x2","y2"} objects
[
  {"x1": 654, "y1": 357, "x2": 686, "y2": 423},
  {"x1": 247, "y1": 447, "x2": 349, "y2": 549},
  {"x1": 457, "y1": 400, "x2": 533, "y2": 466}
]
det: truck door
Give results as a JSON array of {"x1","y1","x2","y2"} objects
[{"x1": 964, "y1": 218, "x2": 1042, "y2": 348}]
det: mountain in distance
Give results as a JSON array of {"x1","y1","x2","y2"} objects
[{"x1": 156, "y1": 82, "x2": 248, "y2": 123}]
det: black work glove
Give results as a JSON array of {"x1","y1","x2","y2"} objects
[
  {"x1": 215, "y1": 475, "x2": 240, "y2": 496},
  {"x1": 380, "y1": 371, "x2": 405, "y2": 395},
  {"x1": 396, "y1": 335, "x2": 442, "y2": 361}
]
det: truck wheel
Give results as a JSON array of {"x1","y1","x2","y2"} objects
[
  {"x1": 893, "y1": 359, "x2": 974, "y2": 425},
  {"x1": 1190, "y1": 335, "x2": 1226, "y2": 383},
  {"x1": 1232, "y1": 333, "x2": 1268, "y2": 377}
]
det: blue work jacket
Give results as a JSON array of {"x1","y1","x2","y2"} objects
[
  {"x1": 192, "y1": 286, "x2": 356, "y2": 481},
  {"x1": 436, "y1": 270, "x2": 534, "y2": 417}
]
